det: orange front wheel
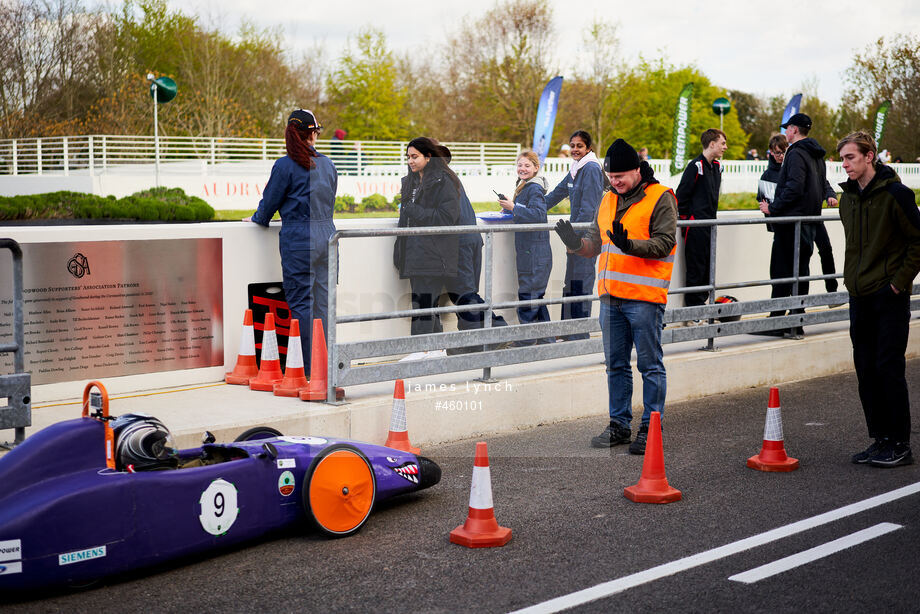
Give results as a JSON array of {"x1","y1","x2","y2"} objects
[{"x1": 305, "y1": 447, "x2": 376, "y2": 536}]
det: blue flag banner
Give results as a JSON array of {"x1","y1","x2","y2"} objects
[
  {"x1": 780, "y1": 93, "x2": 802, "y2": 135},
  {"x1": 532, "y1": 76, "x2": 563, "y2": 164}
]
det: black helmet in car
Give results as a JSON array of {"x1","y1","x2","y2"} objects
[{"x1": 111, "y1": 413, "x2": 178, "y2": 471}]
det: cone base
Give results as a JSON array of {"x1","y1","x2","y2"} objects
[
  {"x1": 747, "y1": 454, "x2": 799, "y2": 472},
  {"x1": 225, "y1": 372, "x2": 255, "y2": 385},
  {"x1": 624, "y1": 482, "x2": 682, "y2": 504},
  {"x1": 384, "y1": 436, "x2": 420, "y2": 455},
  {"x1": 300, "y1": 387, "x2": 345, "y2": 402},
  {"x1": 249, "y1": 377, "x2": 283, "y2": 392},
  {"x1": 449, "y1": 524, "x2": 512, "y2": 548},
  {"x1": 274, "y1": 381, "x2": 309, "y2": 396}
]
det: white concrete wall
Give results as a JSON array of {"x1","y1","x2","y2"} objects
[{"x1": 0, "y1": 211, "x2": 847, "y2": 401}]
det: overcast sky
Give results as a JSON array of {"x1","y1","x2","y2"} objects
[{"x1": 168, "y1": 0, "x2": 920, "y2": 109}]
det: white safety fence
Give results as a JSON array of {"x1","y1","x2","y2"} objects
[{"x1": 1, "y1": 135, "x2": 919, "y2": 208}]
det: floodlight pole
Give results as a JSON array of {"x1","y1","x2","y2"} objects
[{"x1": 147, "y1": 73, "x2": 160, "y2": 188}]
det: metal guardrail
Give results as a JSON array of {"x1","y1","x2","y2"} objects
[
  {"x1": 0, "y1": 136, "x2": 522, "y2": 177},
  {"x1": 321, "y1": 214, "x2": 919, "y2": 403},
  {"x1": 0, "y1": 239, "x2": 31, "y2": 449}
]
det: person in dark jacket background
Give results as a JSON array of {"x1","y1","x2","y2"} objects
[
  {"x1": 499, "y1": 150, "x2": 552, "y2": 343},
  {"x1": 675, "y1": 128, "x2": 727, "y2": 311},
  {"x1": 756, "y1": 133, "x2": 787, "y2": 224},
  {"x1": 758, "y1": 113, "x2": 838, "y2": 338},
  {"x1": 546, "y1": 130, "x2": 605, "y2": 339},
  {"x1": 837, "y1": 130, "x2": 920, "y2": 468},
  {"x1": 247, "y1": 109, "x2": 336, "y2": 373},
  {"x1": 394, "y1": 137, "x2": 462, "y2": 336}
]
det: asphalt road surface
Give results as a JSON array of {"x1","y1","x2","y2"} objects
[{"x1": 4, "y1": 360, "x2": 920, "y2": 613}]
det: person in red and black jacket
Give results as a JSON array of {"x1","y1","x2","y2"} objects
[{"x1": 675, "y1": 129, "x2": 727, "y2": 310}]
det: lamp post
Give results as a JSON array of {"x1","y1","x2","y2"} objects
[
  {"x1": 712, "y1": 97, "x2": 731, "y2": 132},
  {"x1": 146, "y1": 73, "x2": 178, "y2": 188}
]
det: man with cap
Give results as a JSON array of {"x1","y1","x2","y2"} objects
[
  {"x1": 555, "y1": 139, "x2": 678, "y2": 454},
  {"x1": 757, "y1": 113, "x2": 838, "y2": 338}
]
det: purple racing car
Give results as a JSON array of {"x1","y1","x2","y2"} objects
[{"x1": 0, "y1": 382, "x2": 440, "y2": 591}]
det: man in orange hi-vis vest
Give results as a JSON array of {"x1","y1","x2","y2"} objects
[{"x1": 555, "y1": 139, "x2": 678, "y2": 455}]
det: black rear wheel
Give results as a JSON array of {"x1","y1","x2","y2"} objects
[{"x1": 233, "y1": 426, "x2": 283, "y2": 442}]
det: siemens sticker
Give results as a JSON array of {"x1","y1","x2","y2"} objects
[{"x1": 59, "y1": 545, "x2": 107, "y2": 566}]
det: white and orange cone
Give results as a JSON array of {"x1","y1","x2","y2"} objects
[
  {"x1": 274, "y1": 318, "x2": 310, "y2": 397},
  {"x1": 747, "y1": 387, "x2": 799, "y2": 472},
  {"x1": 249, "y1": 312, "x2": 284, "y2": 392},
  {"x1": 384, "y1": 380, "x2": 419, "y2": 454},
  {"x1": 225, "y1": 309, "x2": 259, "y2": 385},
  {"x1": 449, "y1": 441, "x2": 512, "y2": 548}
]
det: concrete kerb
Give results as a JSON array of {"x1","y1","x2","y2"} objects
[{"x1": 11, "y1": 319, "x2": 918, "y2": 455}]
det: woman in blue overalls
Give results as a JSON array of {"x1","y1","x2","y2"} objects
[
  {"x1": 498, "y1": 150, "x2": 552, "y2": 344},
  {"x1": 247, "y1": 109, "x2": 337, "y2": 373},
  {"x1": 545, "y1": 130, "x2": 605, "y2": 340}
]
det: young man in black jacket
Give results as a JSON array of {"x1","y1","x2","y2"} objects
[
  {"x1": 675, "y1": 128, "x2": 727, "y2": 311},
  {"x1": 838, "y1": 131, "x2": 920, "y2": 467},
  {"x1": 758, "y1": 113, "x2": 838, "y2": 338}
]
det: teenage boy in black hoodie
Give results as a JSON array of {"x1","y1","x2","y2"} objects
[
  {"x1": 676, "y1": 128, "x2": 727, "y2": 312},
  {"x1": 758, "y1": 113, "x2": 838, "y2": 338},
  {"x1": 838, "y1": 131, "x2": 920, "y2": 468}
]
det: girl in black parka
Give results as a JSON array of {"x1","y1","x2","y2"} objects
[{"x1": 394, "y1": 137, "x2": 462, "y2": 335}]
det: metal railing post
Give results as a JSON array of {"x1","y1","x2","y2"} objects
[
  {"x1": 11, "y1": 140, "x2": 16, "y2": 175},
  {"x1": 704, "y1": 223, "x2": 717, "y2": 351},
  {"x1": 327, "y1": 233, "x2": 340, "y2": 403},
  {"x1": 261, "y1": 139, "x2": 267, "y2": 161},
  {"x1": 480, "y1": 230, "x2": 495, "y2": 382},
  {"x1": 63, "y1": 137, "x2": 69, "y2": 176},
  {"x1": 792, "y1": 220, "x2": 801, "y2": 297},
  {"x1": 88, "y1": 135, "x2": 94, "y2": 175},
  {"x1": 36, "y1": 138, "x2": 42, "y2": 175},
  {"x1": 102, "y1": 135, "x2": 107, "y2": 171},
  {"x1": 210, "y1": 137, "x2": 216, "y2": 166}
]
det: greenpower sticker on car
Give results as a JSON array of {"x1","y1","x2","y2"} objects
[{"x1": 59, "y1": 545, "x2": 107, "y2": 565}]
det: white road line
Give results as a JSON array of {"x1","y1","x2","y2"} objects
[
  {"x1": 510, "y1": 481, "x2": 920, "y2": 614},
  {"x1": 728, "y1": 522, "x2": 902, "y2": 584}
]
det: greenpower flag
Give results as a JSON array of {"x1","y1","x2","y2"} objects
[
  {"x1": 670, "y1": 83, "x2": 695, "y2": 176},
  {"x1": 873, "y1": 100, "x2": 891, "y2": 147}
]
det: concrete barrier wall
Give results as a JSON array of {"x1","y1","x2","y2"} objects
[{"x1": 0, "y1": 211, "x2": 850, "y2": 402}]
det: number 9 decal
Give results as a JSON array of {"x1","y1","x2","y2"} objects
[{"x1": 199, "y1": 479, "x2": 238, "y2": 536}]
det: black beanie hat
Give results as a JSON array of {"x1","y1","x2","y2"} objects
[{"x1": 604, "y1": 139, "x2": 640, "y2": 172}]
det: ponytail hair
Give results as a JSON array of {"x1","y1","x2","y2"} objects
[{"x1": 285, "y1": 123, "x2": 318, "y2": 170}]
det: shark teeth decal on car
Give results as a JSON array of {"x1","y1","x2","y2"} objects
[{"x1": 393, "y1": 462, "x2": 419, "y2": 484}]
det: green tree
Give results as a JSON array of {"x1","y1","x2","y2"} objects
[
  {"x1": 841, "y1": 33, "x2": 920, "y2": 160},
  {"x1": 325, "y1": 28, "x2": 409, "y2": 141},
  {"x1": 442, "y1": 0, "x2": 556, "y2": 143},
  {"x1": 612, "y1": 59, "x2": 748, "y2": 164}
]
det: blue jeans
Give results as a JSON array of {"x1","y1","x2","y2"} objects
[{"x1": 599, "y1": 299, "x2": 666, "y2": 428}]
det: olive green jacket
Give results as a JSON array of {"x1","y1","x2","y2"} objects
[{"x1": 838, "y1": 164, "x2": 920, "y2": 296}]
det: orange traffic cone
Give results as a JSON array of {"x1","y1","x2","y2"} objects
[
  {"x1": 450, "y1": 441, "x2": 512, "y2": 548},
  {"x1": 384, "y1": 380, "x2": 420, "y2": 454},
  {"x1": 274, "y1": 319, "x2": 310, "y2": 397},
  {"x1": 249, "y1": 312, "x2": 284, "y2": 391},
  {"x1": 624, "y1": 412, "x2": 682, "y2": 504},
  {"x1": 300, "y1": 319, "x2": 344, "y2": 402},
  {"x1": 225, "y1": 309, "x2": 259, "y2": 385},
  {"x1": 747, "y1": 387, "x2": 799, "y2": 471}
]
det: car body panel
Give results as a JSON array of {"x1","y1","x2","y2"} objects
[{"x1": 0, "y1": 418, "x2": 438, "y2": 591}]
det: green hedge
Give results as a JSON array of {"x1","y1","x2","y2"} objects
[{"x1": 0, "y1": 187, "x2": 214, "y2": 221}]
